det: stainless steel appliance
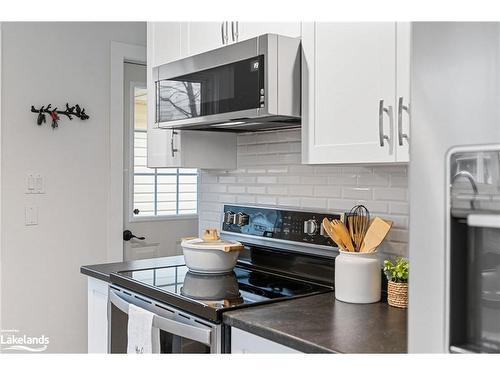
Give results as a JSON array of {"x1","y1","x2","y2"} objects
[
  {"x1": 153, "y1": 34, "x2": 301, "y2": 132},
  {"x1": 446, "y1": 145, "x2": 500, "y2": 353},
  {"x1": 108, "y1": 205, "x2": 342, "y2": 353}
]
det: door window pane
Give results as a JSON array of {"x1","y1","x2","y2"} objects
[{"x1": 131, "y1": 87, "x2": 198, "y2": 217}]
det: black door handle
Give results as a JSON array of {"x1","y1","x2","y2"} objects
[{"x1": 123, "y1": 230, "x2": 145, "y2": 241}]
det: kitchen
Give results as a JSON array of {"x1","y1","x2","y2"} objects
[{"x1": 0, "y1": 1, "x2": 499, "y2": 372}]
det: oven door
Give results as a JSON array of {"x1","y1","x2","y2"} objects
[
  {"x1": 449, "y1": 213, "x2": 500, "y2": 353},
  {"x1": 108, "y1": 287, "x2": 221, "y2": 354}
]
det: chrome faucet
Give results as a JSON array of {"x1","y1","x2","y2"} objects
[{"x1": 451, "y1": 170, "x2": 478, "y2": 209}]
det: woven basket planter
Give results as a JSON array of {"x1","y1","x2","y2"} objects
[{"x1": 387, "y1": 281, "x2": 408, "y2": 308}]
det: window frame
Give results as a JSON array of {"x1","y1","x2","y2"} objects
[{"x1": 127, "y1": 82, "x2": 198, "y2": 224}]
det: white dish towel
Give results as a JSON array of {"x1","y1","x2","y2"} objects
[{"x1": 127, "y1": 304, "x2": 160, "y2": 354}]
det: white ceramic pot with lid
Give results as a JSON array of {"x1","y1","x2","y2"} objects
[{"x1": 181, "y1": 229, "x2": 244, "y2": 274}]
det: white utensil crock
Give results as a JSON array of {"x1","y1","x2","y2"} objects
[{"x1": 335, "y1": 250, "x2": 381, "y2": 304}]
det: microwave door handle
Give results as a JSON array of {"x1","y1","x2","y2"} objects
[
  {"x1": 467, "y1": 214, "x2": 500, "y2": 229},
  {"x1": 109, "y1": 290, "x2": 212, "y2": 347}
]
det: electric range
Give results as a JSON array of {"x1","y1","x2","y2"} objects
[{"x1": 108, "y1": 205, "x2": 342, "y2": 353}]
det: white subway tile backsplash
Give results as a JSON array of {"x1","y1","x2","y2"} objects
[
  {"x1": 314, "y1": 185, "x2": 341, "y2": 198},
  {"x1": 277, "y1": 196, "x2": 301, "y2": 206},
  {"x1": 218, "y1": 176, "x2": 236, "y2": 184},
  {"x1": 227, "y1": 185, "x2": 246, "y2": 194},
  {"x1": 373, "y1": 188, "x2": 408, "y2": 201},
  {"x1": 247, "y1": 186, "x2": 266, "y2": 194},
  {"x1": 257, "y1": 176, "x2": 278, "y2": 184},
  {"x1": 301, "y1": 197, "x2": 328, "y2": 209},
  {"x1": 256, "y1": 195, "x2": 277, "y2": 205},
  {"x1": 342, "y1": 187, "x2": 372, "y2": 200},
  {"x1": 358, "y1": 173, "x2": 390, "y2": 187},
  {"x1": 289, "y1": 185, "x2": 315, "y2": 196},
  {"x1": 327, "y1": 174, "x2": 358, "y2": 186},
  {"x1": 267, "y1": 185, "x2": 288, "y2": 195},
  {"x1": 198, "y1": 129, "x2": 409, "y2": 259}
]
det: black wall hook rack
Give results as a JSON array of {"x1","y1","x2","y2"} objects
[{"x1": 31, "y1": 103, "x2": 90, "y2": 129}]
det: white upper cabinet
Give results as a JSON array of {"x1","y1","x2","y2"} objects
[
  {"x1": 237, "y1": 22, "x2": 301, "y2": 42},
  {"x1": 185, "y1": 22, "x2": 301, "y2": 55},
  {"x1": 186, "y1": 22, "x2": 226, "y2": 56},
  {"x1": 302, "y1": 22, "x2": 411, "y2": 164}
]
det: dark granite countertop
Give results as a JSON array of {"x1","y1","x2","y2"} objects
[
  {"x1": 224, "y1": 292, "x2": 407, "y2": 353},
  {"x1": 80, "y1": 255, "x2": 185, "y2": 282}
]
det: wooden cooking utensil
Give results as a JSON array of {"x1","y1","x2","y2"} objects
[
  {"x1": 331, "y1": 219, "x2": 355, "y2": 252},
  {"x1": 360, "y1": 217, "x2": 393, "y2": 253},
  {"x1": 322, "y1": 218, "x2": 346, "y2": 251},
  {"x1": 203, "y1": 228, "x2": 221, "y2": 242},
  {"x1": 347, "y1": 205, "x2": 370, "y2": 251}
]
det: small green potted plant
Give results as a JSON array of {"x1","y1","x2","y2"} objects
[{"x1": 383, "y1": 257, "x2": 409, "y2": 309}]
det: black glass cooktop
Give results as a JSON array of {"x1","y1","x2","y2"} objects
[{"x1": 112, "y1": 264, "x2": 332, "y2": 322}]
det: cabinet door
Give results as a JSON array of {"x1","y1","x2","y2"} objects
[
  {"x1": 237, "y1": 22, "x2": 301, "y2": 42},
  {"x1": 302, "y1": 22, "x2": 397, "y2": 164},
  {"x1": 149, "y1": 22, "x2": 184, "y2": 66},
  {"x1": 231, "y1": 328, "x2": 300, "y2": 354},
  {"x1": 187, "y1": 22, "x2": 225, "y2": 56},
  {"x1": 147, "y1": 23, "x2": 184, "y2": 168},
  {"x1": 395, "y1": 22, "x2": 411, "y2": 162},
  {"x1": 87, "y1": 278, "x2": 109, "y2": 353}
]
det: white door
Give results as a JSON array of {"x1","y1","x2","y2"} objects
[
  {"x1": 302, "y1": 22, "x2": 397, "y2": 164},
  {"x1": 123, "y1": 62, "x2": 199, "y2": 261},
  {"x1": 186, "y1": 22, "x2": 225, "y2": 56},
  {"x1": 237, "y1": 22, "x2": 301, "y2": 42}
]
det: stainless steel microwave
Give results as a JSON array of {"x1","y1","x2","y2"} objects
[{"x1": 153, "y1": 34, "x2": 301, "y2": 132}]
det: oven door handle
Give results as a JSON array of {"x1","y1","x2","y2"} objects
[
  {"x1": 109, "y1": 290, "x2": 212, "y2": 347},
  {"x1": 467, "y1": 214, "x2": 500, "y2": 228}
]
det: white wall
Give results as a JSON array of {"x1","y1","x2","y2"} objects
[
  {"x1": 0, "y1": 22, "x2": 150, "y2": 353},
  {"x1": 199, "y1": 129, "x2": 409, "y2": 260},
  {"x1": 410, "y1": 22, "x2": 500, "y2": 352}
]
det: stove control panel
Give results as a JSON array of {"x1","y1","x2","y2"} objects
[{"x1": 222, "y1": 205, "x2": 343, "y2": 247}]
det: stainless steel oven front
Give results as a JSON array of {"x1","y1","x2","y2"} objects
[
  {"x1": 446, "y1": 144, "x2": 500, "y2": 353},
  {"x1": 153, "y1": 33, "x2": 301, "y2": 131},
  {"x1": 108, "y1": 286, "x2": 222, "y2": 354}
]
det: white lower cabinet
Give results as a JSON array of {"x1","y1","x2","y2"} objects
[
  {"x1": 87, "y1": 277, "x2": 109, "y2": 353},
  {"x1": 231, "y1": 328, "x2": 300, "y2": 354}
]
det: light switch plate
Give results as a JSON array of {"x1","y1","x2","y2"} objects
[
  {"x1": 25, "y1": 173, "x2": 35, "y2": 194},
  {"x1": 25, "y1": 206, "x2": 38, "y2": 226},
  {"x1": 34, "y1": 174, "x2": 44, "y2": 194}
]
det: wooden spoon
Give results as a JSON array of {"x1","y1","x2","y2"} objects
[
  {"x1": 360, "y1": 217, "x2": 393, "y2": 253},
  {"x1": 322, "y1": 218, "x2": 346, "y2": 251},
  {"x1": 331, "y1": 219, "x2": 355, "y2": 252}
]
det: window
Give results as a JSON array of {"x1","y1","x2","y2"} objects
[{"x1": 132, "y1": 87, "x2": 198, "y2": 218}]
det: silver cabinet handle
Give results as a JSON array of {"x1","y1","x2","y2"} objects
[
  {"x1": 109, "y1": 290, "x2": 212, "y2": 347},
  {"x1": 378, "y1": 99, "x2": 392, "y2": 147},
  {"x1": 171, "y1": 130, "x2": 178, "y2": 157},
  {"x1": 231, "y1": 21, "x2": 239, "y2": 42},
  {"x1": 221, "y1": 21, "x2": 229, "y2": 44},
  {"x1": 397, "y1": 96, "x2": 409, "y2": 146}
]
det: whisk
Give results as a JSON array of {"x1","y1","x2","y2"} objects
[{"x1": 347, "y1": 205, "x2": 370, "y2": 251}]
